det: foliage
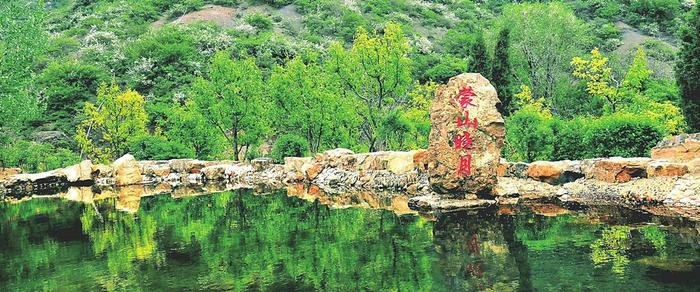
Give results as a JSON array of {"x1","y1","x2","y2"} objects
[
  {"x1": 271, "y1": 134, "x2": 308, "y2": 162},
  {"x1": 328, "y1": 23, "x2": 413, "y2": 151},
  {"x1": 75, "y1": 83, "x2": 148, "y2": 163},
  {"x1": 127, "y1": 134, "x2": 195, "y2": 160},
  {"x1": 495, "y1": 2, "x2": 591, "y2": 109},
  {"x1": 245, "y1": 13, "x2": 273, "y2": 31},
  {"x1": 585, "y1": 112, "x2": 665, "y2": 158},
  {"x1": 504, "y1": 86, "x2": 554, "y2": 162},
  {"x1": 572, "y1": 48, "x2": 620, "y2": 112},
  {"x1": 0, "y1": 140, "x2": 80, "y2": 172},
  {"x1": 35, "y1": 61, "x2": 108, "y2": 133},
  {"x1": 492, "y1": 27, "x2": 513, "y2": 115},
  {"x1": 0, "y1": 0, "x2": 47, "y2": 130},
  {"x1": 676, "y1": 6, "x2": 700, "y2": 130},
  {"x1": 269, "y1": 57, "x2": 350, "y2": 153},
  {"x1": 191, "y1": 52, "x2": 269, "y2": 161},
  {"x1": 165, "y1": 100, "x2": 224, "y2": 159}
]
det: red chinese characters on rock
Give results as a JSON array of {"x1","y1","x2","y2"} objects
[{"x1": 453, "y1": 86, "x2": 478, "y2": 176}]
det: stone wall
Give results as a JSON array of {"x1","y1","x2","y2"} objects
[{"x1": 3, "y1": 133, "x2": 700, "y2": 211}]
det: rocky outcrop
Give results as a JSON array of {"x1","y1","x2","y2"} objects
[
  {"x1": 651, "y1": 133, "x2": 700, "y2": 162},
  {"x1": 60, "y1": 160, "x2": 93, "y2": 183},
  {"x1": 113, "y1": 154, "x2": 143, "y2": 186},
  {"x1": 427, "y1": 73, "x2": 505, "y2": 198}
]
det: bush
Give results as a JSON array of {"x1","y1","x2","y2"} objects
[
  {"x1": 583, "y1": 113, "x2": 665, "y2": 158},
  {"x1": 271, "y1": 134, "x2": 308, "y2": 162},
  {"x1": 504, "y1": 107, "x2": 554, "y2": 162},
  {"x1": 550, "y1": 117, "x2": 590, "y2": 161},
  {"x1": 0, "y1": 140, "x2": 80, "y2": 172},
  {"x1": 128, "y1": 135, "x2": 195, "y2": 160},
  {"x1": 245, "y1": 13, "x2": 273, "y2": 31}
]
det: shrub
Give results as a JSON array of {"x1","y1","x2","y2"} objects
[
  {"x1": 128, "y1": 135, "x2": 195, "y2": 160},
  {"x1": 245, "y1": 13, "x2": 273, "y2": 31},
  {"x1": 271, "y1": 134, "x2": 308, "y2": 162},
  {"x1": 0, "y1": 140, "x2": 80, "y2": 172},
  {"x1": 504, "y1": 107, "x2": 554, "y2": 162},
  {"x1": 550, "y1": 117, "x2": 590, "y2": 161},
  {"x1": 584, "y1": 113, "x2": 665, "y2": 158}
]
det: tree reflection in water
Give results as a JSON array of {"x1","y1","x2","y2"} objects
[{"x1": 1, "y1": 187, "x2": 700, "y2": 291}]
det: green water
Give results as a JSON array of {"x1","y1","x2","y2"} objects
[{"x1": 1, "y1": 189, "x2": 700, "y2": 291}]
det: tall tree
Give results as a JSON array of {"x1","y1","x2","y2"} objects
[
  {"x1": 492, "y1": 27, "x2": 513, "y2": 115},
  {"x1": 470, "y1": 33, "x2": 491, "y2": 78},
  {"x1": 328, "y1": 23, "x2": 413, "y2": 152},
  {"x1": 497, "y1": 3, "x2": 590, "y2": 112},
  {"x1": 676, "y1": 6, "x2": 700, "y2": 131},
  {"x1": 191, "y1": 52, "x2": 269, "y2": 161}
]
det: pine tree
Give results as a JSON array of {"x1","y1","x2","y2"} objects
[
  {"x1": 492, "y1": 27, "x2": 513, "y2": 115},
  {"x1": 470, "y1": 33, "x2": 491, "y2": 79},
  {"x1": 676, "y1": 6, "x2": 700, "y2": 131}
]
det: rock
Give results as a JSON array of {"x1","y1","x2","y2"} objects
[
  {"x1": 408, "y1": 195, "x2": 495, "y2": 212},
  {"x1": 283, "y1": 157, "x2": 313, "y2": 181},
  {"x1": 0, "y1": 168, "x2": 22, "y2": 181},
  {"x1": 169, "y1": 159, "x2": 212, "y2": 174},
  {"x1": 586, "y1": 158, "x2": 650, "y2": 183},
  {"x1": 305, "y1": 163, "x2": 324, "y2": 180},
  {"x1": 527, "y1": 160, "x2": 583, "y2": 184},
  {"x1": 112, "y1": 154, "x2": 142, "y2": 186},
  {"x1": 201, "y1": 164, "x2": 229, "y2": 180},
  {"x1": 318, "y1": 148, "x2": 354, "y2": 160},
  {"x1": 386, "y1": 151, "x2": 418, "y2": 174},
  {"x1": 30, "y1": 131, "x2": 69, "y2": 144},
  {"x1": 497, "y1": 159, "x2": 509, "y2": 177},
  {"x1": 91, "y1": 164, "x2": 112, "y2": 179},
  {"x1": 527, "y1": 161, "x2": 563, "y2": 184},
  {"x1": 413, "y1": 149, "x2": 429, "y2": 172},
  {"x1": 687, "y1": 158, "x2": 700, "y2": 174},
  {"x1": 427, "y1": 73, "x2": 505, "y2": 198},
  {"x1": 647, "y1": 161, "x2": 689, "y2": 177},
  {"x1": 60, "y1": 160, "x2": 93, "y2": 182},
  {"x1": 251, "y1": 157, "x2": 273, "y2": 171},
  {"x1": 494, "y1": 177, "x2": 559, "y2": 199},
  {"x1": 503, "y1": 162, "x2": 530, "y2": 179},
  {"x1": 651, "y1": 133, "x2": 700, "y2": 162}
]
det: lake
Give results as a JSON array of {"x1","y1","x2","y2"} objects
[{"x1": 1, "y1": 188, "x2": 700, "y2": 291}]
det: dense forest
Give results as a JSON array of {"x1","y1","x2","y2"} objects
[{"x1": 1, "y1": 0, "x2": 699, "y2": 171}]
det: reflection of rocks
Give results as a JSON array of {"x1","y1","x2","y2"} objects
[
  {"x1": 409, "y1": 195, "x2": 495, "y2": 213},
  {"x1": 116, "y1": 185, "x2": 145, "y2": 213},
  {"x1": 286, "y1": 183, "x2": 417, "y2": 215}
]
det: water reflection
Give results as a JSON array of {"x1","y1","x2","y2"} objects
[{"x1": 1, "y1": 187, "x2": 700, "y2": 291}]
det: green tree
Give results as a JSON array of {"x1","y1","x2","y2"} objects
[
  {"x1": 328, "y1": 23, "x2": 413, "y2": 151},
  {"x1": 492, "y1": 27, "x2": 513, "y2": 115},
  {"x1": 496, "y1": 3, "x2": 591, "y2": 111},
  {"x1": 75, "y1": 83, "x2": 148, "y2": 162},
  {"x1": 269, "y1": 57, "x2": 349, "y2": 154},
  {"x1": 504, "y1": 85, "x2": 554, "y2": 162},
  {"x1": 676, "y1": 6, "x2": 700, "y2": 130},
  {"x1": 470, "y1": 33, "x2": 490, "y2": 78},
  {"x1": 165, "y1": 100, "x2": 224, "y2": 159},
  {"x1": 191, "y1": 52, "x2": 269, "y2": 161}
]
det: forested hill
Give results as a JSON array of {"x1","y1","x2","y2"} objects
[{"x1": 1, "y1": 0, "x2": 699, "y2": 172}]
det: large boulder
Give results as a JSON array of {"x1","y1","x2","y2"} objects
[
  {"x1": 586, "y1": 158, "x2": 650, "y2": 183},
  {"x1": 60, "y1": 160, "x2": 93, "y2": 182},
  {"x1": 112, "y1": 154, "x2": 142, "y2": 186},
  {"x1": 651, "y1": 133, "x2": 700, "y2": 162},
  {"x1": 426, "y1": 73, "x2": 505, "y2": 198}
]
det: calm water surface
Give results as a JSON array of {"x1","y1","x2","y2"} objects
[{"x1": 1, "y1": 188, "x2": 700, "y2": 291}]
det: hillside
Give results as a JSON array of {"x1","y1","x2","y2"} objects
[{"x1": 1, "y1": 0, "x2": 698, "y2": 171}]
